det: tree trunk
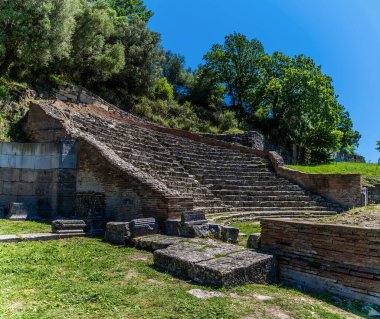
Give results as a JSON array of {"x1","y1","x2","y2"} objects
[{"x1": 0, "y1": 50, "x2": 15, "y2": 77}]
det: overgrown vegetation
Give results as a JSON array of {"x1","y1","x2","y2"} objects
[
  {"x1": 0, "y1": 238, "x2": 370, "y2": 318},
  {"x1": 0, "y1": 0, "x2": 361, "y2": 159},
  {"x1": 286, "y1": 162, "x2": 380, "y2": 187}
]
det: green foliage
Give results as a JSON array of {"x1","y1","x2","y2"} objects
[
  {"x1": 108, "y1": 0, "x2": 153, "y2": 22},
  {"x1": 132, "y1": 97, "x2": 224, "y2": 133},
  {"x1": 376, "y1": 140, "x2": 380, "y2": 153},
  {"x1": 203, "y1": 32, "x2": 265, "y2": 116},
  {"x1": 149, "y1": 77, "x2": 174, "y2": 101},
  {"x1": 217, "y1": 111, "x2": 239, "y2": 132},
  {"x1": 0, "y1": 0, "x2": 79, "y2": 77},
  {"x1": 162, "y1": 51, "x2": 194, "y2": 92},
  {"x1": 63, "y1": 1, "x2": 126, "y2": 84}
]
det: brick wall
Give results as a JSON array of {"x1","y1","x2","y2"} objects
[
  {"x1": 76, "y1": 139, "x2": 192, "y2": 224},
  {"x1": 261, "y1": 218, "x2": 380, "y2": 305},
  {"x1": 268, "y1": 152, "x2": 362, "y2": 209}
]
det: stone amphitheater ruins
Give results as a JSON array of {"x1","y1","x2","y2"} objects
[{"x1": 1, "y1": 87, "x2": 377, "y2": 306}]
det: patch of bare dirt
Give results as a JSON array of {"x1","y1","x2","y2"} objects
[{"x1": 128, "y1": 252, "x2": 151, "y2": 262}]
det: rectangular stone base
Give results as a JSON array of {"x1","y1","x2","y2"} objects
[{"x1": 154, "y1": 240, "x2": 278, "y2": 287}]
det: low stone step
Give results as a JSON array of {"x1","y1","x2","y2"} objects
[
  {"x1": 153, "y1": 238, "x2": 278, "y2": 287},
  {"x1": 205, "y1": 206, "x2": 336, "y2": 214}
]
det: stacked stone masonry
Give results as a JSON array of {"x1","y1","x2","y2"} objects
[
  {"x1": 25, "y1": 98, "x2": 362, "y2": 224},
  {"x1": 261, "y1": 218, "x2": 380, "y2": 306}
]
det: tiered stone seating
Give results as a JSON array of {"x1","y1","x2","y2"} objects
[{"x1": 38, "y1": 101, "x2": 341, "y2": 220}]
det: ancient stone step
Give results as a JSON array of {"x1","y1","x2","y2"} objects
[{"x1": 154, "y1": 239, "x2": 278, "y2": 287}]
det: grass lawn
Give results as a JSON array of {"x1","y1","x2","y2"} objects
[
  {"x1": 229, "y1": 221, "x2": 262, "y2": 246},
  {"x1": 0, "y1": 238, "x2": 369, "y2": 319},
  {"x1": 286, "y1": 162, "x2": 380, "y2": 186},
  {"x1": 0, "y1": 220, "x2": 51, "y2": 235}
]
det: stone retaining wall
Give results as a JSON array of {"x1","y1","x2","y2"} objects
[
  {"x1": 261, "y1": 218, "x2": 380, "y2": 305},
  {"x1": 0, "y1": 141, "x2": 77, "y2": 218},
  {"x1": 268, "y1": 151, "x2": 362, "y2": 209}
]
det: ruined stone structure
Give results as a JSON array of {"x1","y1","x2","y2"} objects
[
  {"x1": 21, "y1": 93, "x2": 362, "y2": 229},
  {"x1": 261, "y1": 218, "x2": 380, "y2": 306},
  {"x1": 0, "y1": 141, "x2": 76, "y2": 218}
]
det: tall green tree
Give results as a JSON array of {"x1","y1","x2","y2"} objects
[
  {"x1": 203, "y1": 33, "x2": 265, "y2": 116},
  {"x1": 64, "y1": 1, "x2": 126, "y2": 84},
  {"x1": 376, "y1": 140, "x2": 380, "y2": 153},
  {"x1": 0, "y1": 0, "x2": 79, "y2": 77},
  {"x1": 107, "y1": 0, "x2": 152, "y2": 22},
  {"x1": 256, "y1": 53, "x2": 359, "y2": 163}
]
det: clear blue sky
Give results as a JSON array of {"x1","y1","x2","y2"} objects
[{"x1": 145, "y1": 0, "x2": 380, "y2": 162}]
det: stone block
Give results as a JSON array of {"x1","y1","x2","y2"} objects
[
  {"x1": 208, "y1": 223, "x2": 221, "y2": 238},
  {"x1": 221, "y1": 226, "x2": 239, "y2": 243},
  {"x1": 104, "y1": 222, "x2": 130, "y2": 244},
  {"x1": 52, "y1": 219, "x2": 86, "y2": 234},
  {"x1": 6, "y1": 202, "x2": 36, "y2": 221},
  {"x1": 130, "y1": 218, "x2": 158, "y2": 238},
  {"x1": 247, "y1": 233, "x2": 261, "y2": 249},
  {"x1": 165, "y1": 219, "x2": 181, "y2": 236},
  {"x1": 181, "y1": 211, "x2": 206, "y2": 224},
  {"x1": 154, "y1": 240, "x2": 277, "y2": 287}
]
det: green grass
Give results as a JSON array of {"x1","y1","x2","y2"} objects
[
  {"x1": 0, "y1": 220, "x2": 51, "y2": 235},
  {"x1": 286, "y1": 162, "x2": 380, "y2": 186},
  {"x1": 0, "y1": 238, "x2": 369, "y2": 318},
  {"x1": 229, "y1": 222, "x2": 262, "y2": 246}
]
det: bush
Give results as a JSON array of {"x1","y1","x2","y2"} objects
[{"x1": 217, "y1": 111, "x2": 239, "y2": 132}]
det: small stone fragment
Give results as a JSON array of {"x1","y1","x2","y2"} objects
[
  {"x1": 221, "y1": 225, "x2": 239, "y2": 243},
  {"x1": 188, "y1": 289, "x2": 225, "y2": 299},
  {"x1": 130, "y1": 218, "x2": 158, "y2": 238},
  {"x1": 181, "y1": 211, "x2": 206, "y2": 224},
  {"x1": 104, "y1": 222, "x2": 130, "y2": 244},
  {"x1": 165, "y1": 219, "x2": 181, "y2": 236},
  {"x1": 208, "y1": 223, "x2": 221, "y2": 238},
  {"x1": 247, "y1": 233, "x2": 261, "y2": 249}
]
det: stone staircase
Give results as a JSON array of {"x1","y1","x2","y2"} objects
[{"x1": 35, "y1": 101, "x2": 342, "y2": 221}]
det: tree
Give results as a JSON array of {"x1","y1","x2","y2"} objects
[
  {"x1": 203, "y1": 33, "x2": 265, "y2": 116},
  {"x1": 255, "y1": 52, "x2": 359, "y2": 163},
  {"x1": 63, "y1": 1, "x2": 126, "y2": 84},
  {"x1": 107, "y1": 0, "x2": 153, "y2": 22},
  {"x1": 162, "y1": 51, "x2": 193, "y2": 91},
  {"x1": 0, "y1": 0, "x2": 79, "y2": 77},
  {"x1": 376, "y1": 140, "x2": 380, "y2": 152}
]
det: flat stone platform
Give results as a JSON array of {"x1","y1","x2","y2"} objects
[
  {"x1": 132, "y1": 235, "x2": 278, "y2": 287},
  {"x1": 0, "y1": 233, "x2": 86, "y2": 243}
]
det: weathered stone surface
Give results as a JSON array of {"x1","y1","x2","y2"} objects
[
  {"x1": 179, "y1": 224, "x2": 209, "y2": 238},
  {"x1": 247, "y1": 233, "x2": 261, "y2": 249},
  {"x1": 52, "y1": 219, "x2": 86, "y2": 234},
  {"x1": 221, "y1": 226, "x2": 239, "y2": 243},
  {"x1": 188, "y1": 289, "x2": 226, "y2": 299},
  {"x1": 130, "y1": 218, "x2": 158, "y2": 238},
  {"x1": 6, "y1": 202, "x2": 34, "y2": 221},
  {"x1": 0, "y1": 235, "x2": 21, "y2": 243},
  {"x1": 134, "y1": 234, "x2": 186, "y2": 250},
  {"x1": 104, "y1": 222, "x2": 130, "y2": 244},
  {"x1": 181, "y1": 211, "x2": 206, "y2": 224},
  {"x1": 154, "y1": 238, "x2": 277, "y2": 287},
  {"x1": 208, "y1": 223, "x2": 221, "y2": 238},
  {"x1": 165, "y1": 219, "x2": 181, "y2": 236}
]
